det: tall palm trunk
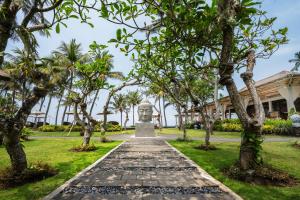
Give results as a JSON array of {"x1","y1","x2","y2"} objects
[
  {"x1": 34, "y1": 97, "x2": 45, "y2": 126},
  {"x1": 120, "y1": 111, "x2": 123, "y2": 130},
  {"x1": 62, "y1": 71, "x2": 74, "y2": 124},
  {"x1": 55, "y1": 95, "x2": 63, "y2": 125},
  {"x1": 89, "y1": 89, "x2": 100, "y2": 115},
  {"x1": 61, "y1": 104, "x2": 68, "y2": 124},
  {"x1": 124, "y1": 111, "x2": 129, "y2": 130},
  {"x1": 44, "y1": 96, "x2": 52, "y2": 125}
]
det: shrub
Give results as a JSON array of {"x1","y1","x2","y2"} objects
[
  {"x1": 70, "y1": 144, "x2": 98, "y2": 152},
  {"x1": 214, "y1": 120, "x2": 242, "y2": 132},
  {"x1": 263, "y1": 119, "x2": 292, "y2": 135},
  {"x1": 20, "y1": 128, "x2": 32, "y2": 141},
  {"x1": 214, "y1": 118, "x2": 292, "y2": 135},
  {"x1": 106, "y1": 123, "x2": 121, "y2": 132},
  {"x1": 38, "y1": 125, "x2": 82, "y2": 132}
]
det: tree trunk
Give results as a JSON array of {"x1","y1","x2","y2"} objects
[
  {"x1": 183, "y1": 108, "x2": 188, "y2": 140},
  {"x1": 0, "y1": 3, "x2": 18, "y2": 67},
  {"x1": 4, "y1": 130, "x2": 27, "y2": 173},
  {"x1": 44, "y1": 96, "x2": 52, "y2": 125},
  {"x1": 218, "y1": 0, "x2": 264, "y2": 170},
  {"x1": 34, "y1": 97, "x2": 45, "y2": 126},
  {"x1": 120, "y1": 111, "x2": 123, "y2": 130},
  {"x1": 0, "y1": 132, "x2": 3, "y2": 145},
  {"x1": 200, "y1": 110, "x2": 212, "y2": 147},
  {"x1": 176, "y1": 104, "x2": 183, "y2": 130},
  {"x1": 89, "y1": 89, "x2": 100, "y2": 115},
  {"x1": 163, "y1": 96, "x2": 168, "y2": 127},
  {"x1": 124, "y1": 111, "x2": 129, "y2": 130},
  {"x1": 2, "y1": 87, "x2": 48, "y2": 173},
  {"x1": 61, "y1": 105, "x2": 68, "y2": 125},
  {"x1": 55, "y1": 95, "x2": 63, "y2": 125},
  {"x1": 82, "y1": 125, "x2": 92, "y2": 147}
]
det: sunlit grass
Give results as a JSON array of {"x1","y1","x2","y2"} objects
[
  {"x1": 0, "y1": 139, "x2": 121, "y2": 200},
  {"x1": 169, "y1": 140, "x2": 300, "y2": 200}
]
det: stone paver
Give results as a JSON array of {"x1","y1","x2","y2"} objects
[{"x1": 44, "y1": 138, "x2": 242, "y2": 200}]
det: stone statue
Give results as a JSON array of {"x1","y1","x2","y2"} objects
[
  {"x1": 290, "y1": 113, "x2": 300, "y2": 136},
  {"x1": 137, "y1": 99, "x2": 153, "y2": 122},
  {"x1": 135, "y1": 99, "x2": 155, "y2": 137}
]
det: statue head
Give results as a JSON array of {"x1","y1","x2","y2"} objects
[{"x1": 138, "y1": 99, "x2": 153, "y2": 122}]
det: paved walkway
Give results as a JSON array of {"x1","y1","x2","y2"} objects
[{"x1": 45, "y1": 138, "x2": 241, "y2": 200}]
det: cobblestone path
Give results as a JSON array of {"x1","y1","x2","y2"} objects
[{"x1": 45, "y1": 138, "x2": 242, "y2": 200}]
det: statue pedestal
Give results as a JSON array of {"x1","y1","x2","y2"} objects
[{"x1": 135, "y1": 122, "x2": 155, "y2": 137}]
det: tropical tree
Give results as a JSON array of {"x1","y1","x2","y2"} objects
[
  {"x1": 289, "y1": 51, "x2": 300, "y2": 71},
  {"x1": 68, "y1": 43, "x2": 113, "y2": 147},
  {"x1": 127, "y1": 90, "x2": 142, "y2": 126},
  {"x1": 100, "y1": 0, "x2": 287, "y2": 173},
  {"x1": 88, "y1": 50, "x2": 124, "y2": 116},
  {"x1": 110, "y1": 93, "x2": 127, "y2": 129},
  {"x1": 101, "y1": 79, "x2": 139, "y2": 134},
  {"x1": 53, "y1": 39, "x2": 86, "y2": 124},
  {"x1": 0, "y1": 0, "x2": 102, "y2": 68},
  {"x1": 0, "y1": 50, "x2": 69, "y2": 174}
]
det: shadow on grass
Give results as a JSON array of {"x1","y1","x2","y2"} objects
[{"x1": 169, "y1": 140, "x2": 300, "y2": 200}]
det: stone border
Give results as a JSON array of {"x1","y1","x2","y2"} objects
[
  {"x1": 165, "y1": 141, "x2": 243, "y2": 200},
  {"x1": 43, "y1": 141, "x2": 125, "y2": 200}
]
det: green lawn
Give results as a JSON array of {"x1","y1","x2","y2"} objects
[
  {"x1": 0, "y1": 139, "x2": 121, "y2": 200},
  {"x1": 157, "y1": 128, "x2": 242, "y2": 138},
  {"x1": 169, "y1": 140, "x2": 300, "y2": 200},
  {"x1": 30, "y1": 128, "x2": 295, "y2": 140},
  {"x1": 30, "y1": 130, "x2": 135, "y2": 137}
]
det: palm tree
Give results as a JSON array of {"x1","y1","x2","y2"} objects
[
  {"x1": 127, "y1": 90, "x2": 142, "y2": 126},
  {"x1": 289, "y1": 51, "x2": 300, "y2": 71},
  {"x1": 53, "y1": 39, "x2": 85, "y2": 124},
  {"x1": 88, "y1": 50, "x2": 124, "y2": 115},
  {"x1": 110, "y1": 93, "x2": 127, "y2": 128}
]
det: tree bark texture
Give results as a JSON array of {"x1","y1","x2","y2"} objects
[
  {"x1": 55, "y1": 95, "x2": 63, "y2": 125},
  {"x1": 44, "y1": 96, "x2": 52, "y2": 125},
  {"x1": 2, "y1": 87, "x2": 48, "y2": 173},
  {"x1": 218, "y1": 0, "x2": 265, "y2": 170},
  {"x1": 0, "y1": 2, "x2": 18, "y2": 67}
]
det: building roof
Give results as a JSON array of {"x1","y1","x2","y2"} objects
[
  {"x1": 206, "y1": 70, "x2": 300, "y2": 109},
  {"x1": 240, "y1": 70, "x2": 300, "y2": 92}
]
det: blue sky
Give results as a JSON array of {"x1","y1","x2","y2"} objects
[{"x1": 6, "y1": 0, "x2": 300, "y2": 126}]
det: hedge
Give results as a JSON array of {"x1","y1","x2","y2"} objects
[
  {"x1": 38, "y1": 125, "x2": 82, "y2": 132},
  {"x1": 214, "y1": 118, "x2": 292, "y2": 135},
  {"x1": 38, "y1": 123, "x2": 122, "y2": 132}
]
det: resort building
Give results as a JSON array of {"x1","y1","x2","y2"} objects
[
  {"x1": 206, "y1": 71, "x2": 300, "y2": 120},
  {"x1": 175, "y1": 71, "x2": 300, "y2": 125}
]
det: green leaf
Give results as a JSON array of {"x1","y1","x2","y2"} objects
[
  {"x1": 55, "y1": 23, "x2": 60, "y2": 33},
  {"x1": 116, "y1": 29, "x2": 122, "y2": 41},
  {"x1": 101, "y1": 4, "x2": 109, "y2": 18}
]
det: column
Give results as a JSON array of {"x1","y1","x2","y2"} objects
[
  {"x1": 278, "y1": 86, "x2": 300, "y2": 112},
  {"x1": 268, "y1": 101, "x2": 273, "y2": 112},
  {"x1": 222, "y1": 104, "x2": 227, "y2": 120}
]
